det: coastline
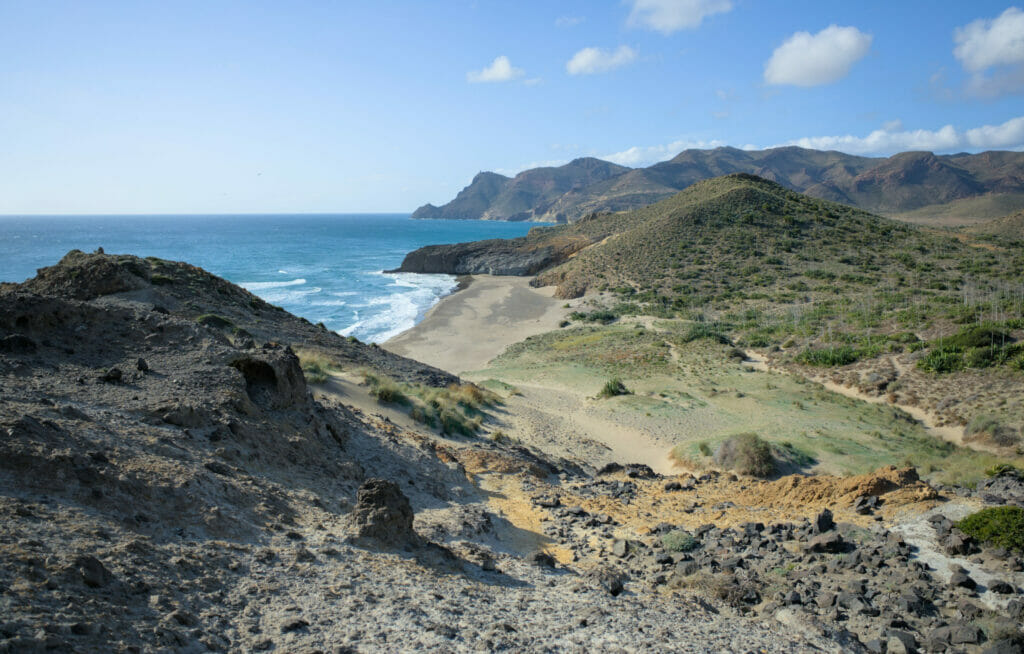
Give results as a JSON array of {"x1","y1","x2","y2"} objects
[{"x1": 384, "y1": 274, "x2": 571, "y2": 375}]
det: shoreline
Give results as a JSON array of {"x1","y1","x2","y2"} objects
[{"x1": 383, "y1": 274, "x2": 572, "y2": 375}]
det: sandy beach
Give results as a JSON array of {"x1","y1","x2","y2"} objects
[{"x1": 384, "y1": 275, "x2": 572, "y2": 374}]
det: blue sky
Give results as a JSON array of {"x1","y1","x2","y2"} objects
[{"x1": 1, "y1": 0, "x2": 1023, "y2": 213}]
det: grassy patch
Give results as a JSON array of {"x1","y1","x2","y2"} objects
[
  {"x1": 294, "y1": 348, "x2": 341, "y2": 384},
  {"x1": 957, "y1": 506, "x2": 1024, "y2": 553},
  {"x1": 597, "y1": 378, "x2": 630, "y2": 399},
  {"x1": 363, "y1": 372, "x2": 499, "y2": 436}
]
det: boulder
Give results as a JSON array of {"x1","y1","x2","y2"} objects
[{"x1": 347, "y1": 478, "x2": 416, "y2": 547}]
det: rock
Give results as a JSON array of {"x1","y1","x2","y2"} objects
[
  {"x1": 204, "y1": 461, "x2": 233, "y2": 477},
  {"x1": 99, "y1": 368, "x2": 122, "y2": 383},
  {"x1": 664, "y1": 481, "x2": 683, "y2": 491},
  {"x1": 280, "y1": 619, "x2": 309, "y2": 633},
  {"x1": 950, "y1": 622, "x2": 983, "y2": 645},
  {"x1": 136, "y1": 358, "x2": 149, "y2": 372},
  {"x1": 529, "y1": 552, "x2": 556, "y2": 568},
  {"x1": 72, "y1": 555, "x2": 113, "y2": 588},
  {"x1": 807, "y1": 532, "x2": 845, "y2": 553},
  {"x1": 784, "y1": 591, "x2": 802, "y2": 605},
  {"x1": 982, "y1": 636, "x2": 1024, "y2": 654},
  {"x1": 611, "y1": 539, "x2": 630, "y2": 558},
  {"x1": 814, "y1": 509, "x2": 834, "y2": 533},
  {"x1": 347, "y1": 478, "x2": 416, "y2": 546},
  {"x1": 949, "y1": 570, "x2": 976, "y2": 590},
  {"x1": 0, "y1": 334, "x2": 38, "y2": 354},
  {"x1": 988, "y1": 580, "x2": 1015, "y2": 594},
  {"x1": 943, "y1": 530, "x2": 975, "y2": 556},
  {"x1": 586, "y1": 567, "x2": 628, "y2": 596},
  {"x1": 884, "y1": 629, "x2": 917, "y2": 654}
]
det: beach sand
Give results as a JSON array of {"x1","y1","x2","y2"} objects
[{"x1": 384, "y1": 275, "x2": 571, "y2": 374}]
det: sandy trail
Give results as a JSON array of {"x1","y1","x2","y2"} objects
[{"x1": 384, "y1": 275, "x2": 572, "y2": 375}]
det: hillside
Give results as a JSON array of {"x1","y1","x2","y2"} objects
[
  {"x1": 400, "y1": 174, "x2": 1024, "y2": 444},
  {"x1": 414, "y1": 147, "x2": 1024, "y2": 224},
  {"x1": 967, "y1": 209, "x2": 1024, "y2": 245}
]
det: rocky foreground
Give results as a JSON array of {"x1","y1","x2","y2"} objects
[{"x1": 1, "y1": 251, "x2": 1023, "y2": 653}]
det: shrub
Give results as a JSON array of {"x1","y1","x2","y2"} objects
[
  {"x1": 956, "y1": 506, "x2": 1024, "y2": 552},
  {"x1": 150, "y1": 274, "x2": 174, "y2": 286},
  {"x1": 714, "y1": 433, "x2": 776, "y2": 478},
  {"x1": 985, "y1": 463, "x2": 1023, "y2": 478},
  {"x1": 597, "y1": 378, "x2": 630, "y2": 398},
  {"x1": 682, "y1": 322, "x2": 730, "y2": 344},
  {"x1": 918, "y1": 346, "x2": 964, "y2": 373},
  {"x1": 367, "y1": 378, "x2": 409, "y2": 405},
  {"x1": 796, "y1": 345, "x2": 860, "y2": 366},
  {"x1": 662, "y1": 529, "x2": 699, "y2": 552},
  {"x1": 965, "y1": 415, "x2": 1020, "y2": 447},
  {"x1": 697, "y1": 441, "x2": 712, "y2": 457}
]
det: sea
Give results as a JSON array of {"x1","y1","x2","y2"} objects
[{"x1": 0, "y1": 214, "x2": 540, "y2": 343}]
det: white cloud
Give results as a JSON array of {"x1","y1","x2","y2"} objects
[
  {"x1": 781, "y1": 115, "x2": 1024, "y2": 154},
  {"x1": 954, "y1": 7, "x2": 1024, "y2": 72},
  {"x1": 601, "y1": 138, "x2": 726, "y2": 166},
  {"x1": 627, "y1": 0, "x2": 732, "y2": 34},
  {"x1": 764, "y1": 25, "x2": 872, "y2": 87},
  {"x1": 467, "y1": 56, "x2": 525, "y2": 83},
  {"x1": 566, "y1": 46, "x2": 638, "y2": 75}
]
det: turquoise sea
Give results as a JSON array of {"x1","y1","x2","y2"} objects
[{"x1": 0, "y1": 214, "x2": 539, "y2": 343}]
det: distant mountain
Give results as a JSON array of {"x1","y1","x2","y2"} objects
[
  {"x1": 413, "y1": 157, "x2": 629, "y2": 221},
  {"x1": 414, "y1": 147, "x2": 1024, "y2": 224}
]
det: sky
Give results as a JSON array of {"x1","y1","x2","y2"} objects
[{"x1": 2, "y1": 0, "x2": 1024, "y2": 214}]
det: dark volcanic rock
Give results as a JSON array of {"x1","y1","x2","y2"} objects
[
  {"x1": 347, "y1": 478, "x2": 417, "y2": 546},
  {"x1": 388, "y1": 235, "x2": 593, "y2": 276}
]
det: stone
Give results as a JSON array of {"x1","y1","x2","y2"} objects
[
  {"x1": 884, "y1": 629, "x2": 917, "y2": 654},
  {"x1": 136, "y1": 358, "x2": 149, "y2": 372},
  {"x1": 529, "y1": 552, "x2": 556, "y2": 568},
  {"x1": 73, "y1": 555, "x2": 113, "y2": 588},
  {"x1": 950, "y1": 622, "x2": 983, "y2": 645},
  {"x1": 949, "y1": 570, "x2": 975, "y2": 590},
  {"x1": 99, "y1": 368, "x2": 123, "y2": 383},
  {"x1": 988, "y1": 580, "x2": 1015, "y2": 594},
  {"x1": 586, "y1": 567, "x2": 628, "y2": 596},
  {"x1": 611, "y1": 539, "x2": 630, "y2": 558},
  {"x1": 814, "y1": 509, "x2": 834, "y2": 533},
  {"x1": 807, "y1": 532, "x2": 844, "y2": 553},
  {"x1": 0, "y1": 334, "x2": 38, "y2": 353},
  {"x1": 347, "y1": 478, "x2": 416, "y2": 546}
]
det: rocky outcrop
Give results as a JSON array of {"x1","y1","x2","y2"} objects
[
  {"x1": 388, "y1": 235, "x2": 594, "y2": 276},
  {"x1": 346, "y1": 478, "x2": 418, "y2": 546}
]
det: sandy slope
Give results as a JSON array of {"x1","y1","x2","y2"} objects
[{"x1": 384, "y1": 275, "x2": 572, "y2": 374}]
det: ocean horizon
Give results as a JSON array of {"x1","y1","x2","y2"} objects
[{"x1": 0, "y1": 214, "x2": 540, "y2": 343}]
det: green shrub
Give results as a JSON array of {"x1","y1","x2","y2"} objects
[
  {"x1": 597, "y1": 378, "x2": 630, "y2": 398},
  {"x1": 965, "y1": 415, "x2": 1020, "y2": 447},
  {"x1": 918, "y1": 346, "x2": 965, "y2": 373},
  {"x1": 714, "y1": 433, "x2": 776, "y2": 478},
  {"x1": 796, "y1": 345, "x2": 860, "y2": 366},
  {"x1": 662, "y1": 529, "x2": 699, "y2": 552},
  {"x1": 985, "y1": 463, "x2": 1023, "y2": 478},
  {"x1": 956, "y1": 506, "x2": 1024, "y2": 552},
  {"x1": 682, "y1": 322, "x2": 730, "y2": 344},
  {"x1": 150, "y1": 274, "x2": 174, "y2": 286},
  {"x1": 697, "y1": 441, "x2": 712, "y2": 457}
]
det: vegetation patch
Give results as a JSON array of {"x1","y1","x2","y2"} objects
[
  {"x1": 918, "y1": 323, "x2": 1021, "y2": 373},
  {"x1": 362, "y1": 373, "x2": 499, "y2": 436},
  {"x1": 956, "y1": 506, "x2": 1024, "y2": 553},
  {"x1": 597, "y1": 378, "x2": 630, "y2": 399},
  {"x1": 965, "y1": 415, "x2": 1020, "y2": 447},
  {"x1": 661, "y1": 529, "x2": 699, "y2": 552},
  {"x1": 714, "y1": 433, "x2": 776, "y2": 478},
  {"x1": 294, "y1": 348, "x2": 340, "y2": 384}
]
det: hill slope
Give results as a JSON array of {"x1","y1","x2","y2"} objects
[
  {"x1": 414, "y1": 147, "x2": 1024, "y2": 224},
  {"x1": 967, "y1": 209, "x2": 1024, "y2": 244}
]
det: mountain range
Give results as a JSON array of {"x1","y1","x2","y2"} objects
[{"x1": 412, "y1": 147, "x2": 1024, "y2": 225}]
